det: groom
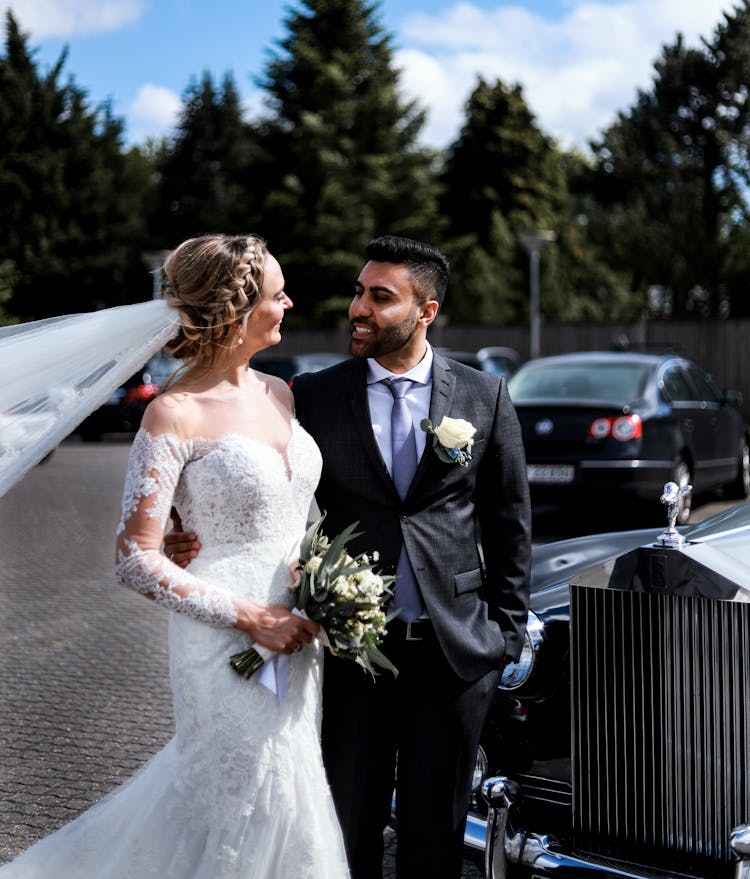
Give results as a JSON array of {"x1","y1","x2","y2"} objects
[
  {"x1": 168, "y1": 235, "x2": 530, "y2": 878},
  {"x1": 293, "y1": 236, "x2": 530, "y2": 879}
]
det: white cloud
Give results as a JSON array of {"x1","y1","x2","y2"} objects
[
  {"x1": 4, "y1": 0, "x2": 146, "y2": 38},
  {"x1": 396, "y1": 0, "x2": 737, "y2": 150},
  {"x1": 127, "y1": 83, "x2": 181, "y2": 142},
  {"x1": 127, "y1": 85, "x2": 270, "y2": 146},
  {"x1": 242, "y1": 89, "x2": 268, "y2": 122}
]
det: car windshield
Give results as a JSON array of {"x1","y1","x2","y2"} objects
[{"x1": 508, "y1": 362, "x2": 650, "y2": 402}]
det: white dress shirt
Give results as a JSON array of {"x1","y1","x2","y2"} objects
[{"x1": 366, "y1": 344, "x2": 434, "y2": 477}]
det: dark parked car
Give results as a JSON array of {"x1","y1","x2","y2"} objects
[
  {"x1": 477, "y1": 346, "x2": 521, "y2": 378},
  {"x1": 437, "y1": 347, "x2": 521, "y2": 379},
  {"x1": 467, "y1": 494, "x2": 750, "y2": 879},
  {"x1": 250, "y1": 352, "x2": 346, "y2": 385},
  {"x1": 507, "y1": 351, "x2": 750, "y2": 522},
  {"x1": 78, "y1": 354, "x2": 181, "y2": 440}
]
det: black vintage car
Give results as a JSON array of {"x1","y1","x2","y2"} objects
[
  {"x1": 507, "y1": 351, "x2": 750, "y2": 523},
  {"x1": 467, "y1": 491, "x2": 750, "y2": 879}
]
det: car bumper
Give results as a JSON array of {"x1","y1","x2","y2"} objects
[
  {"x1": 475, "y1": 777, "x2": 750, "y2": 879},
  {"x1": 527, "y1": 459, "x2": 674, "y2": 498}
]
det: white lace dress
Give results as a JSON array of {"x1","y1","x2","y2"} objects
[{"x1": 0, "y1": 421, "x2": 350, "y2": 879}]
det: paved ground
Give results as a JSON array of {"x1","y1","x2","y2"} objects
[{"x1": 0, "y1": 438, "x2": 482, "y2": 877}]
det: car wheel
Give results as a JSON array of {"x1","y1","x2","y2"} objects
[
  {"x1": 672, "y1": 456, "x2": 693, "y2": 524},
  {"x1": 725, "y1": 436, "x2": 750, "y2": 500}
]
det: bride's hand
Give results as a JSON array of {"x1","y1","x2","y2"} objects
[
  {"x1": 236, "y1": 602, "x2": 320, "y2": 655},
  {"x1": 163, "y1": 509, "x2": 200, "y2": 568}
]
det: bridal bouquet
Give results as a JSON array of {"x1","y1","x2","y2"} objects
[{"x1": 230, "y1": 515, "x2": 399, "y2": 682}]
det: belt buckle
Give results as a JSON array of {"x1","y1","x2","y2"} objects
[{"x1": 405, "y1": 621, "x2": 423, "y2": 641}]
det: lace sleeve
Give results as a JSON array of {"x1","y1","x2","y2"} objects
[{"x1": 114, "y1": 428, "x2": 238, "y2": 627}]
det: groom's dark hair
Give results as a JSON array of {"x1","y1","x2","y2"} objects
[{"x1": 366, "y1": 235, "x2": 449, "y2": 306}]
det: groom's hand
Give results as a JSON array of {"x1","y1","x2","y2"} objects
[{"x1": 163, "y1": 508, "x2": 200, "y2": 568}]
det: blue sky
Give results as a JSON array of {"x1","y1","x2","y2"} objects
[{"x1": 4, "y1": 0, "x2": 738, "y2": 150}]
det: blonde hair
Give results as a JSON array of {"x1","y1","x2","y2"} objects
[{"x1": 162, "y1": 234, "x2": 267, "y2": 374}]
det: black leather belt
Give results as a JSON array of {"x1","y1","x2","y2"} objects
[{"x1": 391, "y1": 618, "x2": 433, "y2": 641}]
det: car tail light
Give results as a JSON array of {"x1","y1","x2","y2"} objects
[
  {"x1": 588, "y1": 417, "x2": 611, "y2": 439},
  {"x1": 587, "y1": 414, "x2": 642, "y2": 442},
  {"x1": 612, "y1": 414, "x2": 642, "y2": 440},
  {"x1": 124, "y1": 383, "x2": 159, "y2": 404}
]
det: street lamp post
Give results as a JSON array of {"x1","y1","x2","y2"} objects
[{"x1": 519, "y1": 230, "x2": 556, "y2": 360}]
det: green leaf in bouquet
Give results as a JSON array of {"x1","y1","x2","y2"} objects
[
  {"x1": 299, "y1": 514, "x2": 325, "y2": 562},
  {"x1": 350, "y1": 646, "x2": 399, "y2": 681},
  {"x1": 320, "y1": 521, "x2": 363, "y2": 574},
  {"x1": 385, "y1": 607, "x2": 402, "y2": 623},
  {"x1": 366, "y1": 646, "x2": 399, "y2": 678},
  {"x1": 296, "y1": 567, "x2": 314, "y2": 610},
  {"x1": 432, "y1": 441, "x2": 456, "y2": 464}
]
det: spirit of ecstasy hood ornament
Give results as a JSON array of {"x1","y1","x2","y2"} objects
[{"x1": 656, "y1": 481, "x2": 693, "y2": 548}]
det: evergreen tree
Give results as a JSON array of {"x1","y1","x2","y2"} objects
[
  {"x1": 0, "y1": 12, "x2": 153, "y2": 320},
  {"x1": 150, "y1": 72, "x2": 255, "y2": 248},
  {"x1": 589, "y1": 2, "x2": 750, "y2": 318},
  {"x1": 440, "y1": 77, "x2": 632, "y2": 324},
  {"x1": 441, "y1": 78, "x2": 562, "y2": 247},
  {"x1": 248, "y1": 0, "x2": 439, "y2": 320}
]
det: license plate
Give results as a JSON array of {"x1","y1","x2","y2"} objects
[{"x1": 527, "y1": 464, "x2": 575, "y2": 484}]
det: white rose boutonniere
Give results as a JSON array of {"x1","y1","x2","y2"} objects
[{"x1": 421, "y1": 416, "x2": 476, "y2": 467}]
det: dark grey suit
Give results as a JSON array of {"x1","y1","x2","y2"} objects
[{"x1": 293, "y1": 350, "x2": 531, "y2": 878}]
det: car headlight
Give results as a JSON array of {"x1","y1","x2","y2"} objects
[
  {"x1": 472, "y1": 745, "x2": 488, "y2": 792},
  {"x1": 499, "y1": 611, "x2": 544, "y2": 691}
]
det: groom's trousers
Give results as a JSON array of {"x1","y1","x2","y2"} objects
[{"x1": 321, "y1": 619, "x2": 500, "y2": 879}]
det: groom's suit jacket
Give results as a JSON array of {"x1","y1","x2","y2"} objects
[{"x1": 293, "y1": 350, "x2": 531, "y2": 682}]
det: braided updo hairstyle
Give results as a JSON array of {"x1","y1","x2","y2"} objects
[{"x1": 162, "y1": 234, "x2": 267, "y2": 373}]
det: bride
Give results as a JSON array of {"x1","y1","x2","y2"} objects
[{"x1": 0, "y1": 234, "x2": 350, "y2": 878}]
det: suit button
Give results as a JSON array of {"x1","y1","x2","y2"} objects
[{"x1": 400, "y1": 515, "x2": 407, "y2": 521}]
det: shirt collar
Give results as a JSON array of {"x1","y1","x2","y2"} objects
[{"x1": 366, "y1": 342, "x2": 434, "y2": 386}]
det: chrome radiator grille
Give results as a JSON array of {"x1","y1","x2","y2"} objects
[{"x1": 571, "y1": 584, "x2": 750, "y2": 860}]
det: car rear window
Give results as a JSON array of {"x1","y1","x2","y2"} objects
[{"x1": 508, "y1": 362, "x2": 650, "y2": 402}]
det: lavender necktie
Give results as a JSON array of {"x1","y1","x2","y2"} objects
[{"x1": 384, "y1": 378, "x2": 424, "y2": 621}]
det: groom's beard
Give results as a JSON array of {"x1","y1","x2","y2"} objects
[{"x1": 349, "y1": 312, "x2": 420, "y2": 360}]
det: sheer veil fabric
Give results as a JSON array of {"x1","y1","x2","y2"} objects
[{"x1": 0, "y1": 300, "x2": 179, "y2": 496}]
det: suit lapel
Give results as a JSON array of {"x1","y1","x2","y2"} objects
[
  {"x1": 409, "y1": 352, "x2": 456, "y2": 493},
  {"x1": 346, "y1": 352, "x2": 457, "y2": 501},
  {"x1": 346, "y1": 359, "x2": 398, "y2": 496}
]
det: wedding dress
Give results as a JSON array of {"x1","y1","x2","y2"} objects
[{"x1": 0, "y1": 419, "x2": 350, "y2": 879}]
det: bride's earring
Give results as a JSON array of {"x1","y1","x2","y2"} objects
[{"x1": 238, "y1": 336, "x2": 244, "y2": 345}]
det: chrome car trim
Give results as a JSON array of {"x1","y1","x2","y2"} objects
[
  {"x1": 482, "y1": 775, "x2": 650, "y2": 879},
  {"x1": 578, "y1": 459, "x2": 672, "y2": 469},
  {"x1": 463, "y1": 812, "x2": 487, "y2": 851},
  {"x1": 731, "y1": 825, "x2": 750, "y2": 879},
  {"x1": 694, "y1": 456, "x2": 737, "y2": 469},
  {"x1": 498, "y1": 610, "x2": 544, "y2": 692},
  {"x1": 571, "y1": 584, "x2": 750, "y2": 860},
  {"x1": 679, "y1": 542, "x2": 750, "y2": 597},
  {"x1": 576, "y1": 457, "x2": 737, "y2": 470},
  {"x1": 480, "y1": 775, "x2": 750, "y2": 879},
  {"x1": 655, "y1": 480, "x2": 692, "y2": 547}
]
